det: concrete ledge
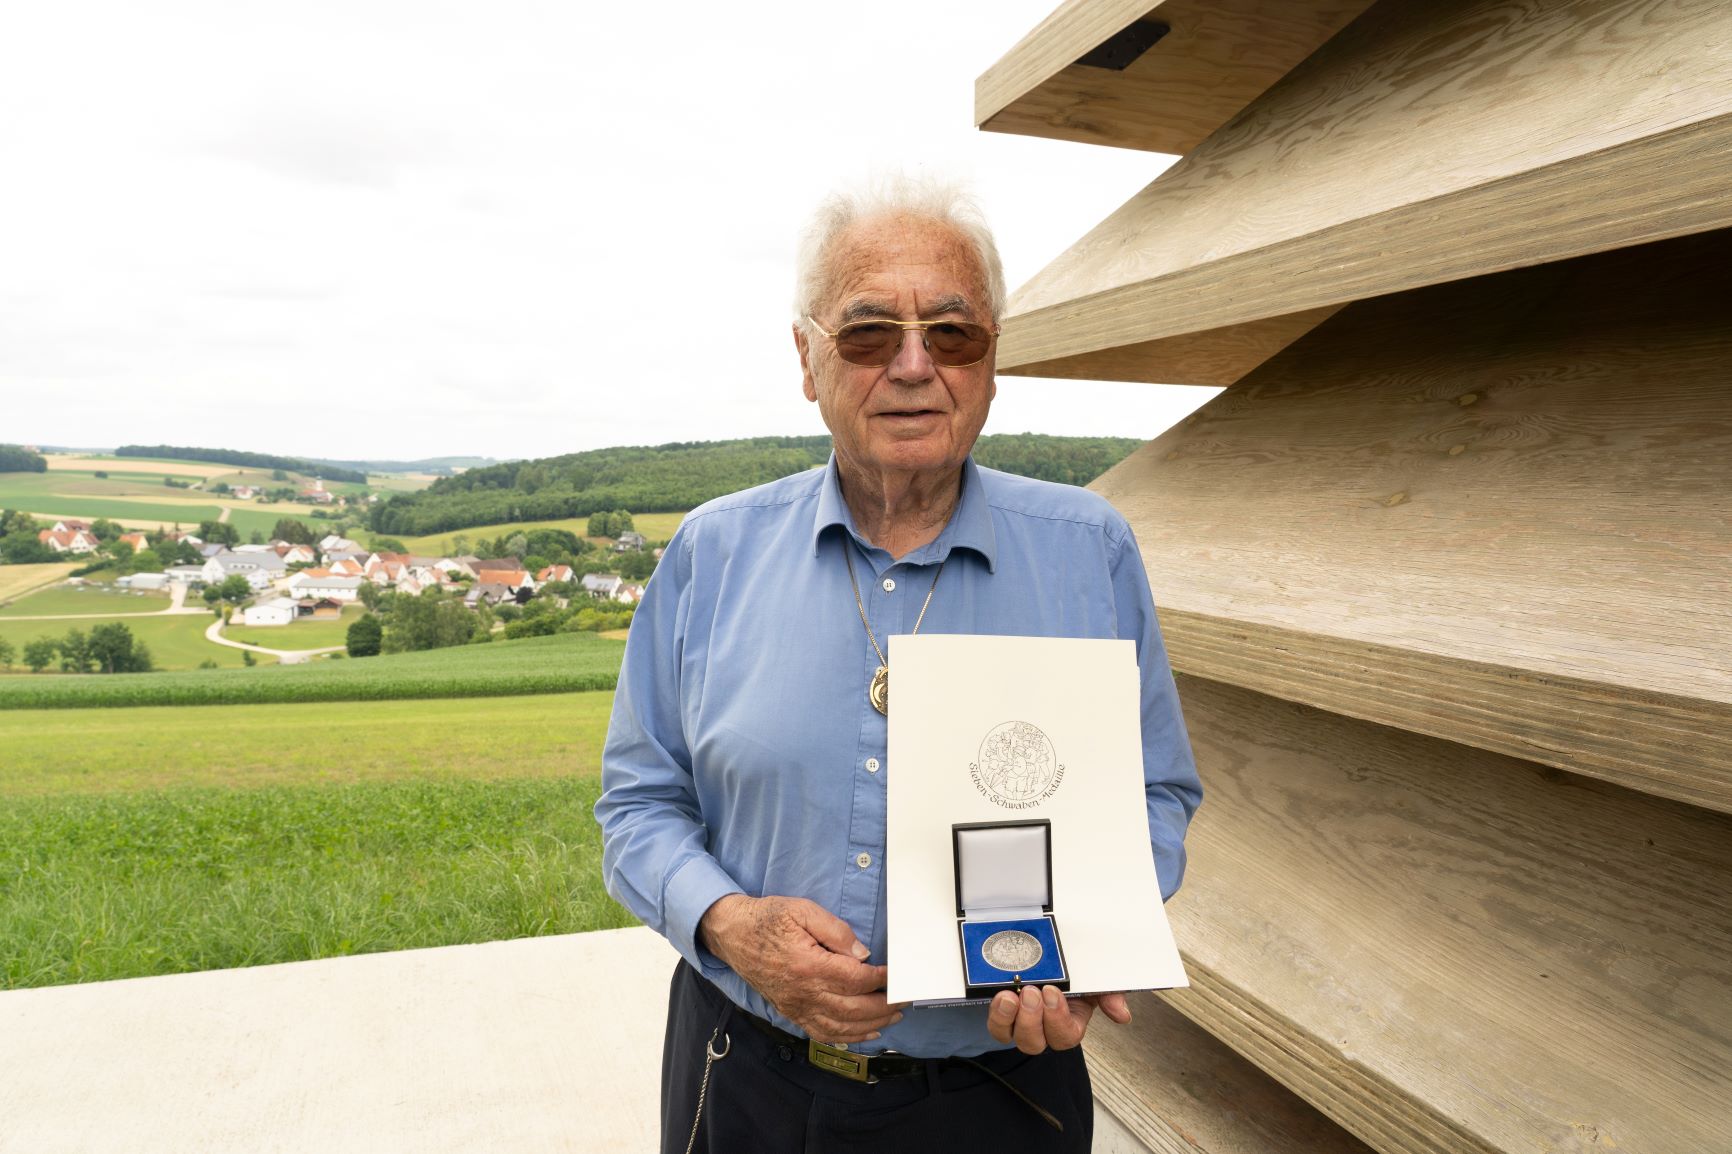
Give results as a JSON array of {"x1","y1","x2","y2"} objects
[{"x1": 0, "y1": 927, "x2": 678, "y2": 1154}]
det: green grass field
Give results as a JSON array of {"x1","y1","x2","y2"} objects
[
  {"x1": 0, "y1": 629, "x2": 622, "y2": 707},
  {"x1": 0, "y1": 690, "x2": 614, "y2": 794},
  {"x1": 393, "y1": 510, "x2": 685, "y2": 554},
  {"x1": 0, "y1": 691, "x2": 632, "y2": 989},
  {"x1": 0, "y1": 612, "x2": 267, "y2": 672},
  {"x1": 222, "y1": 605, "x2": 363, "y2": 649},
  {"x1": 0, "y1": 583, "x2": 172, "y2": 618}
]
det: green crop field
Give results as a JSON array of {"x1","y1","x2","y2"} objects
[
  {"x1": 393, "y1": 510, "x2": 685, "y2": 554},
  {"x1": 0, "y1": 583, "x2": 172, "y2": 618},
  {"x1": 0, "y1": 612, "x2": 266, "y2": 672},
  {"x1": 0, "y1": 630, "x2": 623, "y2": 708},
  {"x1": 222, "y1": 505, "x2": 335, "y2": 541},
  {"x1": 222, "y1": 606, "x2": 364, "y2": 649},
  {"x1": 0, "y1": 691, "x2": 631, "y2": 989},
  {"x1": 14, "y1": 497, "x2": 226, "y2": 526}
]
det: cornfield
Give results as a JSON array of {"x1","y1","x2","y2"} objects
[{"x1": 0, "y1": 631, "x2": 625, "y2": 710}]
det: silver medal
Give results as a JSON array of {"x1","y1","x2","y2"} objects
[{"x1": 980, "y1": 929, "x2": 1043, "y2": 972}]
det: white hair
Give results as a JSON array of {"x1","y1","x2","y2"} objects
[{"x1": 793, "y1": 173, "x2": 1007, "y2": 327}]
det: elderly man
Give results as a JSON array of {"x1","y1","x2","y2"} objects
[{"x1": 596, "y1": 178, "x2": 1201, "y2": 1153}]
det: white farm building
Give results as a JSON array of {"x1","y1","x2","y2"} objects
[
  {"x1": 240, "y1": 599, "x2": 297, "y2": 627},
  {"x1": 285, "y1": 574, "x2": 365, "y2": 603}
]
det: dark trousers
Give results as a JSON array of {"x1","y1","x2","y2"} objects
[{"x1": 661, "y1": 960, "x2": 1094, "y2": 1154}]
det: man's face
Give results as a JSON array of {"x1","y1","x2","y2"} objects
[{"x1": 796, "y1": 214, "x2": 996, "y2": 482}]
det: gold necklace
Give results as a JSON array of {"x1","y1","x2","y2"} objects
[{"x1": 843, "y1": 543, "x2": 945, "y2": 716}]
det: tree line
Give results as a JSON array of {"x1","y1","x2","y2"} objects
[
  {"x1": 0, "y1": 444, "x2": 48, "y2": 473},
  {"x1": 117, "y1": 445, "x2": 367, "y2": 484},
  {"x1": 367, "y1": 434, "x2": 1142, "y2": 537},
  {"x1": 0, "y1": 623, "x2": 153, "y2": 674}
]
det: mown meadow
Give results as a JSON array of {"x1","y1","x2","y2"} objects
[{"x1": 0, "y1": 634, "x2": 636, "y2": 990}]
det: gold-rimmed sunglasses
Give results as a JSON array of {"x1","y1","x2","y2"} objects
[{"x1": 807, "y1": 316, "x2": 999, "y2": 368}]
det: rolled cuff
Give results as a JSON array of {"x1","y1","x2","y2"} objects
[{"x1": 663, "y1": 853, "x2": 745, "y2": 979}]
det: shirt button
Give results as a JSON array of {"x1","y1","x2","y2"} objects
[
  {"x1": 881, "y1": 577, "x2": 896, "y2": 593},
  {"x1": 855, "y1": 852, "x2": 872, "y2": 870},
  {"x1": 865, "y1": 757, "x2": 880, "y2": 773}
]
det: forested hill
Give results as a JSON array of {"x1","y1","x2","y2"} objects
[
  {"x1": 368, "y1": 434, "x2": 1141, "y2": 537},
  {"x1": 117, "y1": 445, "x2": 368, "y2": 484}
]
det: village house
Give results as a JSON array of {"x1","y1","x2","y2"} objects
[
  {"x1": 299, "y1": 480, "x2": 335, "y2": 503},
  {"x1": 273, "y1": 542, "x2": 317, "y2": 565},
  {"x1": 581, "y1": 573, "x2": 623, "y2": 599},
  {"x1": 318, "y1": 534, "x2": 363, "y2": 555},
  {"x1": 231, "y1": 485, "x2": 257, "y2": 500},
  {"x1": 302, "y1": 598, "x2": 343, "y2": 620},
  {"x1": 284, "y1": 572, "x2": 365, "y2": 602},
  {"x1": 117, "y1": 532, "x2": 150, "y2": 553},
  {"x1": 37, "y1": 528, "x2": 98, "y2": 554},
  {"x1": 165, "y1": 564, "x2": 207, "y2": 584},
  {"x1": 202, "y1": 550, "x2": 288, "y2": 588},
  {"x1": 537, "y1": 564, "x2": 576, "y2": 584},
  {"x1": 50, "y1": 519, "x2": 92, "y2": 534},
  {"x1": 613, "y1": 531, "x2": 647, "y2": 553}
]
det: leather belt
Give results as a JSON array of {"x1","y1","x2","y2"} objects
[{"x1": 738, "y1": 1010, "x2": 929, "y2": 1083}]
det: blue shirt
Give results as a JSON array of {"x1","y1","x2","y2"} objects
[{"x1": 595, "y1": 455, "x2": 1201, "y2": 1057}]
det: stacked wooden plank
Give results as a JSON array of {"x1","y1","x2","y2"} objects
[{"x1": 978, "y1": 2, "x2": 1732, "y2": 1151}]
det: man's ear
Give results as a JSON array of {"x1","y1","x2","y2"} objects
[{"x1": 794, "y1": 322, "x2": 818, "y2": 402}]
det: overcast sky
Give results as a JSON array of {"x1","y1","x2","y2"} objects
[{"x1": 1, "y1": 1, "x2": 1218, "y2": 463}]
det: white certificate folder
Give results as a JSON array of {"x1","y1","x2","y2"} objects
[{"x1": 885, "y1": 634, "x2": 1187, "y2": 1004}]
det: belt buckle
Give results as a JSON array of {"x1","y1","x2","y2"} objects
[{"x1": 808, "y1": 1039, "x2": 875, "y2": 1084}]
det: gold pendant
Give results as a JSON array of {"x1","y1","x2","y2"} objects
[{"x1": 869, "y1": 665, "x2": 889, "y2": 716}]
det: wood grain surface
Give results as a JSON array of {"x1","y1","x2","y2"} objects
[
  {"x1": 998, "y1": 0, "x2": 1732, "y2": 382},
  {"x1": 1093, "y1": 233, "x2": 1732, "y2": 810},
  {"x1": 1087, "y1": 991, "x2": 1374, "y2": 1154},
  {"x1": 1162, "y1": 675, "x2": 1732, "y2": 1154},
  {"x1": 976, "y1": 0, "x2": 1374, "y2": 156}
]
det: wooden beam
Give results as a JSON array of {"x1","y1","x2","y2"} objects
[
  {"x1": 998, "y1": 0, "x2": 1732, "y2": 384},
  {"x1": 976, "y1": 0, "x2": 1375, "y2": 156},
  {"x1": 1164, "y1": 675, "x2": 1732, "y2": 1154},
  {"x1": 1087, "y1": 992, "x2": 1375, "y2": 1154},
  {"x1": 1093, "y1": 232, "x2": 1732, "y2": 811},
  {"x1": 1000, "y1": 306, "x2": 1339, "y2": 387}
]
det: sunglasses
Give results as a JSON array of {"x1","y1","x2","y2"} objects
[{"x1": 807, "y1": 316, "x2": 998, "y2": 368}]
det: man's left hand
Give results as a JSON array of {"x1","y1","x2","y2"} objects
[{"x1": 986, "y1": 987, "x2": 1132, "y2": 1054}]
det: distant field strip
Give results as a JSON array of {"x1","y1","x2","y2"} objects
[
  {"x1": 0, "y1": 690, "x2": 614, "y2": 795},
  {"x1": 392, "y1": 510, "x2": 686, "y2": 553},
  {"x1": 0, "y1": 631, "x2": 624, "y2": 708}
]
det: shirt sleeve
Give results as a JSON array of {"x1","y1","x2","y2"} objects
[
  {"x1": 1108, "y1": 521, "x2": 1204, "y2": 900},
  {"x1": 594, "y1": 524, "x2": 744, "y2": 976}
]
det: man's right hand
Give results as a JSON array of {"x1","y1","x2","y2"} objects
[{"x1": 698, "y1": 893, "x2": 904, "y2": 1044}]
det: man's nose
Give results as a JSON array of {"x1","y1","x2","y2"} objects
[{"x1": 886, "y1": 326, "x2": 937, "y2": 384}]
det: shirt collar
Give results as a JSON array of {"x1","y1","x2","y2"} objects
[{"x1": 810, "y1": 453, "x2": 998, "y2": 573}]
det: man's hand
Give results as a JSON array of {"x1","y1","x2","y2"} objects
[
  {"x1": 986, "y1": 986, "x2": 1132, "y2": 1054},
  {"x1": 699, "y1": 894, "x2": 905, "y2": 1044}
]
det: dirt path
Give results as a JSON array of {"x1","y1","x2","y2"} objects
[
  {"x1": 203, "y1": 618, "x2": 343, "y2": 665},
  {"x1": 218, "y1": 506, "x2": 232, "y2": 523}
]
